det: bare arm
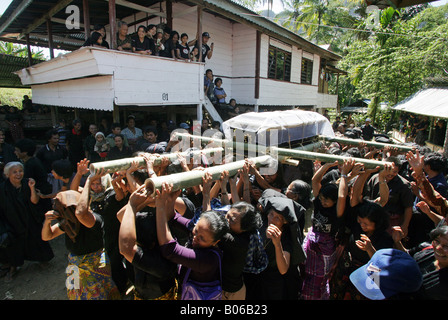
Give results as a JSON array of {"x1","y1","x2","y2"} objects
[
  {"x1": 41, "y1": 211, "x2": 65, "y2": 241},
  {"x1": 312, "y1": 161, "x2": 338, "y2": 197}
]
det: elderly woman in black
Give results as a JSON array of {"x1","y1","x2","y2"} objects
[
  {"x1": 0, "y1": 162, "x2": 54, "y2": 281},
  {"x1": 244, "y1": 194, "x2": 305, "y2": 300}
]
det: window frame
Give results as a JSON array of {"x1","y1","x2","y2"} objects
[
  {"x1": 268, "y1": 45, "x2": 292, "y2": 82},
  {"x1": 301, "y1": 58, "x2": 313, "y2": 85}
]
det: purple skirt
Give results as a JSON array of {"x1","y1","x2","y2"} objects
[{"x1": 301, "y1": 228, "x2": 337, "y2": 300}]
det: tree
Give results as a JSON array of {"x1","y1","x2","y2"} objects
[
  {"x1": 332, "y1": 4, "x2": 448, "y2": 125},
  {"x1": 0, "y1": 41, "x2": 46, "y2": 60}
]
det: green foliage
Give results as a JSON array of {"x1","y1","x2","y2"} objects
[
  {"x1": 0, "y1": 88, "x2": 31, "y2": 108},
  {"x1": 0, "y1": 41, "x2": 47, "y2": 60}
]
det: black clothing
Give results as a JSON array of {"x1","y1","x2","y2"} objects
[
  {"x1": 411, "y1": 243, "x2": 448, "y2": 300},
  {"x1": 23, "y1": 157, "x2": 50, "y2": 189},
  {"x1": 132, "y1": 36, "x2": 154, "y2": 53},
  {"x1": 130, "y1": 209, "x2": 178, "y2": 299},
  {"x1": 193, "y1": 41, "x2": 211, "y2": 62},
  {"x1": 35, "y1": 144, "x2": 68, "y2": 173},
  {"x1": 177, "y1": 43, "x2": 190, "y2": 59},
  {"x1": 219, "y1": 232, "x2": 251, "y2": 293},
  {"x1": 60, "y1": 212, "x2": 104, "y2": 256},
  {"x1": 0, "y1": 178, "x2": 54, "y2": 267},
  {"x1": 66, "y1": 130, "x2": 84, "y2": 168},
  {"x1": 107, "y1": 145, "x2": 133, "y2": 160},
  {"x1": 0, "y1": 143, "x2": 18, "y2": 166},
  {"x1": 84, "y1": 135, "x2": 101, "y2": 163},
  {"x1": 91, "y1": 189, "x2": 129, "y2": 292},
  {"x1": 360, "y1": 124, "x2": 375, "y2": 141},
  {"x1": 365, "y1": 173, "x2": 414, "y2": 219},
  {"x1": 164, "y1": 40, "x2": 177, "y2": 58}
]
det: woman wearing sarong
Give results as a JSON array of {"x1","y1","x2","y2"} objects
[
  {"x1": 301, "y1": 159, "x2": 356, "y2": 300},
  {"x1": 41, "y1": 170, "x2": 120, "y2": 300}
]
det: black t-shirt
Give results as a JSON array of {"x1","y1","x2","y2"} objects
[
  {"x1": 91, "y1": 189, "x2": 127, "y2": 252},
  {"x1": 107, "y1": 145, "x2": 133, "y2": 160},
  {"x1": 194, "y1": 41, "x2": 211, "y2": 62},
  {"x1": 177, "y1": 43, "x2": 190, "y2": 59},
  {"x1": 35, "y1": 144, "x2": 68, "y2": 173},
  {"x1": 219, "y1": 232, "x2": 251, "y2": 292},
  {"x1": 365, "y1": 173, "x2": 415, "y2": 217},
  {"x1": 60, "y1": 212, "x2": 104, "y2": 256},
  {"x1": 163, "y1": 39, "x2": 178, "y2": 58},
  {"x1": 66, "y1": 130, "x2": 84, "y2": 162},
  {"x1": 312, "y1": 197, "x2": 340, "y2": 236},
  {"x1": 411, "y1": 244, "x2": 448, "y2": 300},
  {"x1": 130, "y1": 209, "x2": 177, "y2": 299},
  {"x1": 132, "y1": 36, "x2": 155, "y2": 53},
  {"x1": 361, "y1": 124, "x2": 375, "y2": 141},
  {"x1": 23, "y1": 157, "x2": 52, "y2": 194}
]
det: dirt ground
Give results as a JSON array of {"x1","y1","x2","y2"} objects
[{"x1": 0, "y1": 236, "x2": 69, "y2": 300}]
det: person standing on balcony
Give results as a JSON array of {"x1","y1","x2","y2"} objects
[
  {"x1": 116, "y1": 21, "x2": 132, "y2": 52},
  {"x1": 177, "y1": 33, "x2": 191, "y2": 61},
  {"x1": 189, "y1": 32, "x2": 214, "y2": 63},
  {"x1": 132, "y1": 25, "x2": 154, "y2": 55}
]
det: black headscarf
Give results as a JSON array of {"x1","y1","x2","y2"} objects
[{"x1": 258, "y1": 189, "x2": 307, "y2": 265}]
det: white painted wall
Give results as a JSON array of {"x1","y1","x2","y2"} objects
[{"x1": 20, "y1": 2, "x2": 337, "y2": 111}]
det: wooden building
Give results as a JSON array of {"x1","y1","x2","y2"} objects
[{"x1": 0, "y1": 0, "x2": 346, "y2": 126}]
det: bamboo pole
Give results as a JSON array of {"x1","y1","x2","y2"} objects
[
  {"x1": 319, "y1": 135, "x2": 414, "y2": 152},
  {"x1": 89, "y1": 147, "x2": 224, "y2": 174},
  {"x1": 271, "y1": 147, "x2": 392, "y2": 169},
  {"x1": 145, "y1": 155, "x2": 272, "y2": 197}
]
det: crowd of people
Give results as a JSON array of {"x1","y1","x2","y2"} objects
[
  {"x1": 0, "y1": 109, "x2": 447, "y2": 301},
  {"x1": 83, "y1": 22, "x2": 213, "y2": 63},
  {"x1": 82, "y1": 22, "x2": 246, "y2": 121}
]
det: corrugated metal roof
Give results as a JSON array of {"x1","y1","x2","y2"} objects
[
  {"x1": 392, "y1": 87, "x2": 448, "y2": 118},
  {"x1": 0, "y1": 53, "x2": 45, "y2": 88},
  {"x1": 191, "y1": 0, "x2": 341, "y2": 62},
  {"x1": 1, "y1": 0, "x2": 342, "y2": 63}
]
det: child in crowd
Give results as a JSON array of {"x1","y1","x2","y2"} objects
[
  {"x1": 177, "y1": 33, "x2": 190, "y2": 61},
  {"x1": 94, "y1": 132, "x2": 110, "y2": 161}
]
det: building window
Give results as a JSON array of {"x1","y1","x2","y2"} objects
[
  {"x1": 301, "y1": 58, "x2": 313, "y2": 84},
  {"x1": 268, "y1": 46, "x2": 291, "y2": 82}
]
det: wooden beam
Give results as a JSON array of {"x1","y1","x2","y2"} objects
[
  {"x1": 19, "y1": 0, "x2": 74, "y2": 39},
  {"x1": 83, "y1": 0, "x2": 91, "y2": 40},
  {"x1": 0, "y1": 0, "x2": 34, "y2": 35},
  {"x1": 166, "y1": 0, "x2": 173, "y2": 30},
  {"x1": 172, "y1": 5, "x2": 197, "y2": 18},
  {"x1": 25, "y1": 33, "x2": 33, "y2": 67},
  {"x1": 106, "y1": 0, "x2": 166, "y2": 18},
  {"x1": 255, "y1": 30, "x2": 261, "y2": 99},
  {"x1": 47, "y1": 19, "x2": 54, "y2": 59},
  {"x1": 197, "y1": 6, "x2": 202, "y2": 62},
  {"x1": 108, "y1": 0, "x2": 117, "y2": 50}
]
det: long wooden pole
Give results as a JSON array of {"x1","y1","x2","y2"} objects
[
  {"x1": 145, "y1": 155, "x2": 272, "y2": 196},
  {"x1": 89, "y1": 147, "x2": 223, "y2": 174},
  {"x1": 319, "y1": 135, "x2": 414, "y2": 152},
  {"x1": 272, "y1": 147, "x2": 392, "y2": 169}
]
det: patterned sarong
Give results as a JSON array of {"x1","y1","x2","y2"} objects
[
  {"x1": 134, "y1": 279, "x2": 179, "y2": 300},
  {"x1": 66, "y1": 249, "x2": 120, "y2": 300},
  {"x1": 301, "y1": 228, "x2": 337, "y2": 300}
]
